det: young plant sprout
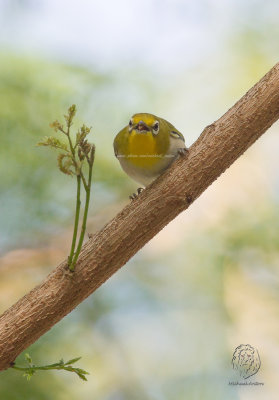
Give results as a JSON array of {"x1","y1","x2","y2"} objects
[
  {"x1": 12, "y1": 353, "x2": 89, "y2": 381},
  {"x1": 38, "y1": 105, "x2": 95, "y2": 271}
]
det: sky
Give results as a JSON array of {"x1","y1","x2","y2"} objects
[{"x1": 0, "y1": 0, "x2": 255, "y2": 72}]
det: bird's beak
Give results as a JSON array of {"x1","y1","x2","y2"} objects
[{"x1": 135, "y1": 120, "x2": 150, "y2": 132}]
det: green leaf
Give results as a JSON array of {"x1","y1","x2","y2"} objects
[
  {"x1": 23, "y1": 369, "x2": 35, "y2": 380},
  {"x1": 37, "y1": 136, "x2": 68, "y2": 151},
  {"x1": 65, "y1": 357, "x2": 82, "y2": 365},
  {"x1": 75, "y1": 368, "x2": 89, "y2": 375},
  {"x1": 49, "y1": 120, "x2": 64, "y2": 132},
  {"x1": 80, "y1": 124, "x2": 91, "y2": 137},
  {"x1": 64, "y1": 104, "x2": 77, "y2": 126},
  {"x1": 77, "y1": 373, "x2": 88, "y2": 381},
  {"x1": 24, "y1": 353, "x2": 32, "y2": 364}
]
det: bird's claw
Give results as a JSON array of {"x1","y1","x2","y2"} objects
[
  {"x1": 129, "y1": 187, "x2": 144, "y2": 200},
  {"x1": 178, "y1": 147, "x2": 189, "y2": 156}
]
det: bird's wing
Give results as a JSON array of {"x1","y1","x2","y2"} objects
[
  {"x1": 169, "y1": 130, "x2": 185, "y2": 142},
  {"x1": 162, "y1": 118, "x2": 185, "y2": 142}
]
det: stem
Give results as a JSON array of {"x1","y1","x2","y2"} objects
[
  {"x1": 68, "y1": 175, "x2": 81, "y2": 266},
  {"x1": 12, "y1": 365, "x2": 58, "y2": 372},
  {"x1": 64, "y1": 118, "x2": 94, "y2": 271},
  {"x1": 69, "y1": 162, "x2": 93, "y2": 270},
  {"x1": 79, "y1": 171, "x2": 88, "y2": 191},
  {"x1": 66, "y1": 130, "x2": 75, "y2": 157},
  {"x1": 11, "y1": 358, "x2": 89, "y2": 380}
]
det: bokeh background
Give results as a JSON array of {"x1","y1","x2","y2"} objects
[{"x1": 0, "y1": 0, "x2": 279, "y2": 399}]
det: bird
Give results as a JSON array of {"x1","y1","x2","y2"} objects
[{"x1": 113, "y1": 113, "x2": 188, "y2": 199}]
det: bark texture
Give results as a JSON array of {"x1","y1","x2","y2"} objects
[{"x1": 1, "y1": 63, "x2": 279, "y2": 371}]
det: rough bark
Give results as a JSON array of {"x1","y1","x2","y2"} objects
[{"x1": 1, "y1": 63, "x2": 279, "y2": 371}]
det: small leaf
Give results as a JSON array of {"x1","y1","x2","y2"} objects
[
  {"x1": 57, "y1": 153, "x2": 75, "y2": 176},
  {"x1": 77, "y1": 373, "x2": 88, "y2": 381},
  {"x1": 37, "y1": 136, "x2": 68, "y2": 151},
  {"x1": 75, "y1": 131, "x2": 82, "y2": 146},
  {"x1": 65, "y1": 357, "x2": 82, "y2": 365},
  {"x1": 25, "y1": 353, "x2": 32, "y2": 364},
  {"x1": 64, "y1": 104, "x2": 77, "y2": 126},
  {"x1": 80, "y1": 124, "x2": 91, "y2": 137},
  {"x1": 79, "y1": 139, "x2": 91, "y2": 156},
  {"x1": 76, "y1": 368, "x2": 89, "y2": 375},
  {"x1": 23, "y1": 369, "x2": 35, "y2": 380},
  {"x1": 75, "y1": 125, "x2": 90, "y2": 147},
  {"x1": 49, "y1": 120, "x2": 64, "y2": 132},
  {"x1": 23, "y1": 372, "x2": 31, "y2": 381}
]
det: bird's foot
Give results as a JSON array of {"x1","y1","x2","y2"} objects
[
  {"x1": 178, "y1": 147, "x2": 189, "y2": 157},
  {"x1": 129, "y1": 187, "x2": 144, "y2": 200}
]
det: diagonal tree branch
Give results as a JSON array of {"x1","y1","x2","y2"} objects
[{"x1": 1, "y1": 63, "x2": 279, "y2": 372}]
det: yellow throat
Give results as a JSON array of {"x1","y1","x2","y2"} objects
[{"x1": 127, "y1": 130, "x2": 160, "y2": 167}]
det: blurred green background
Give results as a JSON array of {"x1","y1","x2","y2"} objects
[{"x1": 0, "y1": 0, "x2": 279, "y2": 399}]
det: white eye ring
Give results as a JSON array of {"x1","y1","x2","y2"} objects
[{"x1": 153, "y1": 121, "x2": 159, "y2": 135}]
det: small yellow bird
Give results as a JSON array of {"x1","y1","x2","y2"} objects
[{"x1": 114, "y1": 113, "x2": 187, "y2": 197}]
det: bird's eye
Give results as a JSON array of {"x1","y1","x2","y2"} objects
[
  {"x1": 153, "y1": 121, "x2": 159, "y2": 131},
  {"x1": 129, "y1": 119, "x2": 133, "y2": 127}
]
